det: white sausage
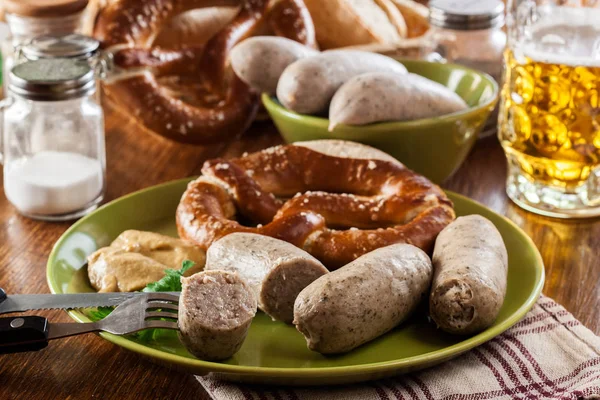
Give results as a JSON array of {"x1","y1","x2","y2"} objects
[
  {"x1": 230, "y1": 36, "x2": 318, "y2": 94},
  {"x1": 329, "y1": 72, "x2": 468, "y2": 130},
  {"x1": 430, "y1": 215, "x2": 508, "y2": 335},
  {"x1": 293, "y1": 243, "x2": 432, "y2": 354},
  {"x1": 178, "y1": 270, "x2": 257, "y2": 361},
  {"x1": 205, "y1": 233, "x2": 328, "y2": 323},
  {"x1": 276, "y1": 50, "x2": 407, "y2": 114}
]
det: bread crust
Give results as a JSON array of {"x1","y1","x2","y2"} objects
[
  {"x1": 176, "y1": 140, "x2": 455, "y2": 269},
  {"x1": 92, "y1": 0, "x2": 316, "y2": 144},
  {"x1": 390, "y1": 0, "x2": 429, "y2": 38},
  {"x1": 303, "y1": 0, "x2": 407, "y2": 49}
]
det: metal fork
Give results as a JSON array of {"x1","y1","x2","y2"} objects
[{"x1": 0, "y1": 292, "x2": 180, "y2": 354}]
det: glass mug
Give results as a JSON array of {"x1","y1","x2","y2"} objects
[{"x1": 499, "y1": 0, "x2": 600, "y2": 218}]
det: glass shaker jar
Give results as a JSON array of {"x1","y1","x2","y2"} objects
[
  {"x1": 429, "y1": 0, "x2": 507, "y2": 84},
  {"x1": 1, "y1": 58, "x2": 106, "y2": 221},
  {"x1": 429, "y1": 0, "x2": 507, "y2": 137},
  {"x1": 2, "y1": 0, "x2": 89, "y2": 94}
]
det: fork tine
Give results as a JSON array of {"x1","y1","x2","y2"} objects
[
  {"x1": 146, "y1": 311, "x2": 178, "y2": 319},
  {"x1": 147, "y1": 301, "x2": 178, "y2": 311},
  {"x1": 144, "y1": 320, "x2": 179, "y2": 330},
  {"x1": 145, "y1": 293, "x2": 180, "y2": 302}
]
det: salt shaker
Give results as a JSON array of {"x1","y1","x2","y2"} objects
[
  {"x1": 1, "y1": 58, "x2": 106, "y2": 221},
  {"x1": 1, "y1": 0, "x2": 89, "y2": 94},
  {"x1": 428, "y1": 0, "x2": 507, "y2": 83}
]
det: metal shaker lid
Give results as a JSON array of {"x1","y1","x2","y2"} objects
[
  {"x1": 21, "y1": 34, "x2": 100, "y2": 60},
  {"x1": 9, "y1": 58, "x2": 95, "y2": 101},
  {"x1": 429, "y1": 0, "x2": 505, "y2": 31}
]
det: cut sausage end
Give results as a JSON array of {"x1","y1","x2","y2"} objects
[
  {"x1": 261, "y1": 260, "x2": 328, "y2": 323},
  {"x1": 178, "y1": 270, "x2": 257, "y2": 361},
  {"x1": 205, "y1": 232, "x2": 328, "y2": 323},
  {"x1": 430, "y1": 279, "x2": 476, "y2": 333}
]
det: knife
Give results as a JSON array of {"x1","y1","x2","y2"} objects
[
  {"x1": 0, "y1": 287, "x2": 179, "y2": 315},
  {"x1": 0, "y1": 289, "x2": 180, "y2": 355}
]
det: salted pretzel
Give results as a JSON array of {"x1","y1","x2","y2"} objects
[
  {"x1": 176, "y1": 140, "x2": 455, "y2": 269},
  {"x1": 92, "y1": 0, "x2": 316, "y2": 144}
]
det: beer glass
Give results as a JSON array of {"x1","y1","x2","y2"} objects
[{"x1": 499, "y1": 0, "x2": 600, "y2": 218}]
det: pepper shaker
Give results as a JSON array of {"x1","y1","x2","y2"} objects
[
  {"x1": 429, "y1": 0, "x2": 507, "y2": 83},
  {"x1": 429, "y1": 0, "x2": 506, "y2": 137}
]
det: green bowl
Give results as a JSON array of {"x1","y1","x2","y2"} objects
[{"x1": 262, "y1": 60, "x2": 499, "y2": 183}]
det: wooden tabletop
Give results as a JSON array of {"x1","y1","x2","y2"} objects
[{"x1": 0, "y1": 103, "x2": 598, "y2": 400}]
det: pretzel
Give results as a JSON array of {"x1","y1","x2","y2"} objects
[
  {"x1": 176, "y1": 140, "x2": 455, "y2": 269},
  {"x1": 92, "y1": 0, "x2": 316, "y2": 144}
]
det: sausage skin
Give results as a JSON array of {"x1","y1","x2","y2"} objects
[
  {"x1": 178, "y1": 270, "x2": 257, "y2": 361},
  {"x1": 230, "y1": 36, "x2": 318, "y2": 95},
  {"x1": 276, "y1": 50, "x2": 407, "y2": 114},
  {"x1": 328, "y1": 72, "x2": 467, "y2": 130},
  {"x1": 205, "y1": 233, "x2": 328, "y2": 323},
  {"x1": 430, "y1": 215, "x2": 509, "y2": 335},
  {"x1": 293, "y1": 243, "x2": 432, "y2": 354}
]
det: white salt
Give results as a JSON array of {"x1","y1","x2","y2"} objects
[{"x1": 5, "y1": 151, "x2": 103, "y2": 215}]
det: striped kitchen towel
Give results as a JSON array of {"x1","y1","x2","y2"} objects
[{"x1": 197, "y1": 296, "x2": 600, "y2": 399}]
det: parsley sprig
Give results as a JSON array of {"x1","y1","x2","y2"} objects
[{"x1": 143, "y1": 260, "x2": 195, "y2": 292}]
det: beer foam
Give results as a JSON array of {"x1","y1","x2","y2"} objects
[{"x1": 517, "y1": 6, "x2": 600, "y2": 67}]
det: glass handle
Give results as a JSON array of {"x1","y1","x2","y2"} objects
[
  {"x1": 585, "y1": 167, "x2": 600, "y2": 207},
  {"x1": 426, "y1": 48, "x2": 447, "y2": 64},
  {"x1": 0, "y1": 97, "x2": 14, "y2": 165},
  {"x1": 92, "y1": 51, "x2": 115, "y2": 81},
  {"x1": 427, "y1": 30, "x2": 459, "y2": 64},
  {"x1": 12, "y1": 44, "x2": 23, "y2": 65}
]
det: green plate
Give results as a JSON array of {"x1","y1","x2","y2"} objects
[{"x1": 47, "y1": 178, "x2": 544, "y2": 386}]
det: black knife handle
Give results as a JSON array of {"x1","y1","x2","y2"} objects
[
  {"x1": 0, "y1": 288, "x2": 6, "y2": 304},
  {"x1": 0, "y1": 316, "x2": 49, "y2": 354}
]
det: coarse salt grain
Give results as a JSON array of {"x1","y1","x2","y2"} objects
[{"x1": 5, "y1": 151, "x2": 103, "y2": 215}]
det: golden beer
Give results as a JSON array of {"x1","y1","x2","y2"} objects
[
  {"x1": 499, "y1": 2, "x2": 600, "y2": 217},
  {"x1": 499, "y1": 50, "x2": 600, "y2": 187}
]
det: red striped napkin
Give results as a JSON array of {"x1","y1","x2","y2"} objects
[{"x1": 197, "y1": 296, "x2": 600, "y2": 400}]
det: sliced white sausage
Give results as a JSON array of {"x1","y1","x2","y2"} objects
[
  {"x1": 205, "y1": 233, "x2": 328, "y2": 323},
  {"x1": 178, "y1": 270, "x2": 257, "y2": 361}
]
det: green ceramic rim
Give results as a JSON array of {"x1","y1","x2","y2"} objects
[
  {"x1": 47, "y1": 178, "x2": 544, "y2": 379},
  {"x1": 261, "y1": 60, "x2": 499, "y2": 131}
]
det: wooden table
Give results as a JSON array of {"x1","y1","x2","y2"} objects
[{"x1": 0, "y1": 104, "x2": 598, "y2": 400}]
